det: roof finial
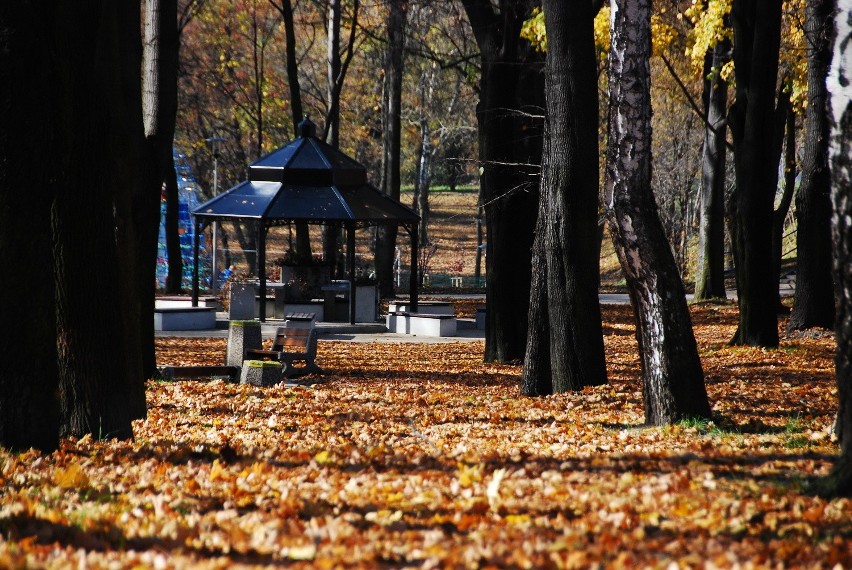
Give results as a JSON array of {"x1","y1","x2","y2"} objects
[{"x1": 297, "y1": 116, "x2": 316, "y2": 138}]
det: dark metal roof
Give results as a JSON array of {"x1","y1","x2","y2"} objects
[{"x1": 193, "y1": 118, "x2": 417, "y2": 225}]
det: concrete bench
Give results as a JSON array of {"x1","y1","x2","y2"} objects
[
  {"x1": 386, "y1": 311, "x2": 457, "y2": 337},
  {"x1": 156, "y1": 296, "x2": 220, "y2": 309},
  {"x1": 388, "y1": 301, "x2": 454, "y2": 316},
  {"x1": 154, "y1": 307, "x2": 216, "y2": 331}
]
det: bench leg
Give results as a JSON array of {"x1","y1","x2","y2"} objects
[{"x1": 279, "y1": 357, "x2": 323, "y2": 378}]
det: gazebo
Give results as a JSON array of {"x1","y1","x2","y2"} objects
[{"x1": 190, "y1": 118, "x2": 420, "y2": 324}]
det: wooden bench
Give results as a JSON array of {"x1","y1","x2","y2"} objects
[
  {"x1": 158, "y1": 365, "x2": 240, "y2": 383},
  {"x1": 245, "y1": 325, "x2": 322, "y2": 378}
]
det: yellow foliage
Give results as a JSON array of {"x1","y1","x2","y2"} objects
[
  {"x1": 520, "y1": 8, "x2": 546, "y2": 52},
  {"x1": 681, "y1": 0, "x2": 732, "y2": 72},
  {"x1": 523, "y1": 6, "x2": 673, "y2": 60},
  {"x1": 594, "y1": 6, "x2": 610, "y2": 55}
]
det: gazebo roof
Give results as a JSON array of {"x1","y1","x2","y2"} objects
[{"x1": 193, "y1": 118, "x2": 418, "y2": 226}]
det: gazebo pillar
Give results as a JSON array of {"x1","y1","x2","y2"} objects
[
  {"x1": 346, "y1": 221, "x2": 356, "y2": 324},
  {"x1": 257, "y1": 222, "x2": 268, "y2": 322}
]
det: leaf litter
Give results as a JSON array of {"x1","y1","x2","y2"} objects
[{"x1": 0, "y1": 304, "x2": 850, "y2": 568}]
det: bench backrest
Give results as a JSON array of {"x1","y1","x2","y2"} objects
[{"x1": 271, "y1": 327, "x2": 311, "y2": 352}]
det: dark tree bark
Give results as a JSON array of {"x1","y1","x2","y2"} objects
[
  {"x1": 54, "y1": 1, "x2": 145, "y2": 439},
  {"x1": 770, "y1": 101, "x2": 796, "y2": 313},
  {"x1": 817, "y1": 0, "x2": 852, "y2": 497},
  {"x1": 326, "y1": 0, "x2": 342, "y2": 147},
  {"x1": 789, "y1": 0, "x2": 836, "y2": 331},
  {"x1": 322, "y1": 0, "x2": 360, "y2": 277},
  {"x1": 694, "y1": 40, "x2": 730, "y2": 301},
  {"x1": 0, "y1": 1, "x2": 61, "y2": 452},
  {"x1": 521, "y1": 210, "x2": 552, "y2": 395},
  {"x1": 521, "y1": 0, "x2": 607, "y2": 395},
  {"x1": 606, "y1": 0, "x2": 711, "y2": 425},
  {"x1": 727, "y1": 0, "x2": 783, "y2": 347},
  {"x1": 461, "y1": 0, "x2": 544, "y2": 363},
  {"x1": 376, "y1": 0, "x2": 407, "y2": 299}
]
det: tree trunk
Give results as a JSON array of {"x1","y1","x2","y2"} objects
[
  {"x1": 273, "y1": 0, "x2": 313, "y2": 264},
  {"x1": 606, "y1": 0, "x2": 711, "y2": 425},
  {"x1": 728, "y1": 0, "x2": 783, "y2": 347},
  {"x1": 771, "y1": 103, "x2": 796, "y2": 313},
  {"x1": 521, "y1": 208, "x2": 552, "y2": 396},
  {"x1": 694, "y1": 40, "x2": 729, "y2": 300},
  {"x1": 140, "y1": 0, "x2": 180, "y2": 383},
  {"x1": 54, "y1": 1, "x2": 143, "y2": 439},
  {"x1": 789, "y1": 0, "x2": 836, "y2": 331},
  {"x1": 415, "y1": 120, "x2": 432, "y2": 246},
  {"x1": 522, "y1": 0, "x2": 607, "y2": 395},
  {"x1": 818, "y1": 0, "x2": 852, "y2": 497},
  {"x1": 326, "y1": 0, "x2": 341, "y2": 147},
  {"x1": 462, "y1": 0, "x2": 543, "y2": 363},
  {"x1": 322, "y1": 0, "x2": 344, "y2": 277},
  {"x1": 376, "y1": 0, "x2": 407, "y2": 299},
  {"x1": 0, "y1": 1, "x2": 61, "y2": 452}
]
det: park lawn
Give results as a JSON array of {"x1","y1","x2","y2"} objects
[{"x1": 1, "y1": 303, "x2": 850, "y2": 568}]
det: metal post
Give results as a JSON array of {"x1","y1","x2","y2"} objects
[
  {"x1": 410, "y1": 225, "x2": 418, "y2": 312},
  {"x1": 347, "y1": 221, "x2": 356, "y2": 324},
  {"x1": 206, "y1": 136, "x2": 224, "y2": 294},
  {"x1": 192, "y1": 220, "x2": 202, "y2": 306}
]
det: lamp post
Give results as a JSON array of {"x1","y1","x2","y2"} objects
[{"x1": 206, "y1": 135, "x2": 225, "y2": 294}]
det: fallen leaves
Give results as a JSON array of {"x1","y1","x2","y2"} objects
[{"x1": 0, "y1": 304, "x2": 850, "y2": 568}]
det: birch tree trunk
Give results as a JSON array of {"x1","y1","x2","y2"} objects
[
  {"x1": 605, "y1": 0, "x2": 710, "y2": 425},
  {"x1": 818, "y1": 0, "x2": 852, "y2": 497}
]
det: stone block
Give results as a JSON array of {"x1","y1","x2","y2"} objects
[
  {"x1": 226, "y1": 320, "x2": 262, "y2": 367},
  {"x1": 240, "y1": 360, "x2": 283, "y2": 386}
]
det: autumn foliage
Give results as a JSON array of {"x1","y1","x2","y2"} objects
[{"x1": 1, "y1": 304, "x2": 850, "y2": 568}]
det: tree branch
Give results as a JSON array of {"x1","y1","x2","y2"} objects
[{"x1": 661, "y1": 54, "x2": 734, "y2": 153}]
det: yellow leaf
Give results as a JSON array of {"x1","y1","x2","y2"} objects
[
  {"x1": 313, "y1": 450, "x2": 332, "y2": 465},
  {"x1": 54, "y1": 463, "x2": 90, "y2": 489},
  {"x1": 209, "y1": 459, "x2": 225, "y2": 482},
  {"x1": 285, "y1": 543, "x2": 317, "y2": 561},
  {"x1": 504, "y1": 514, "x2": 531, "y2": 525}
]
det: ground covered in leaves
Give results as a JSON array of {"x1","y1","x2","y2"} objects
[{"x1": 2, "y1": 304, "x2": 850, "y2": 568}]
